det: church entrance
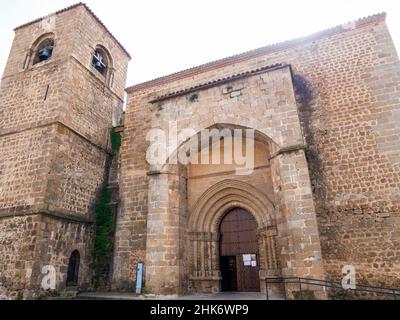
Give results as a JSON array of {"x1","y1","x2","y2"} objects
[{"x1": 219, "y1": 208, "x2": 260, "y2": 292}]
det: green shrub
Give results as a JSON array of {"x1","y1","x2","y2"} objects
[
  {"x1": 110, "y1": 127, "x2": 121, "y2": 152},
  {"x1": 92, "y1": 187, "x2": 114, "y2": 287}
]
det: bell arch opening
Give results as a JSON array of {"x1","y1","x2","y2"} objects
[
  {"x1": 91, "y1": 45, "x2": 114, "y2": 87},
  {"x1": 27, "y1": 33, "x2": 55, "y2": 68}
]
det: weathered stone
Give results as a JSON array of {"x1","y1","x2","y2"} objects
[
  {"x1": 1, "y1": 4, "x2": 399, "y2": 300},
  {"x1": 0, "y1": 4, "x2": 129, "y2": 299}
]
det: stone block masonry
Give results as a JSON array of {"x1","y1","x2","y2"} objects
[
  {"x1": 0, "y1": 3, "x2": 130, "y2": 299},
  {"x1": 118, "y1": 12, "x2": 400, "y2": 295},
  {"x1": 1, "y1": 3, "x2": 399, "y2": 299}
]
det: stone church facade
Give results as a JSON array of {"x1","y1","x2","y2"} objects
[{"x1": 0, "y1": 3, "x2": 399, "y2": 299}]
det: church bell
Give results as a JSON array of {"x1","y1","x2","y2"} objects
[
  {"x1": 38, "y1": 45, "x2": 53, "y2": 61},
  {"x1": 93, "y1": 52, "x2": 107, "y2": 72}
]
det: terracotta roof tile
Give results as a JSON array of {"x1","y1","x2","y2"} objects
[
  {"x1": 127, "y1": 12, "x2": 386, "y2": 93},
  {"x1": 14, "y1": 2, "x2": 131, "y2": 59}
]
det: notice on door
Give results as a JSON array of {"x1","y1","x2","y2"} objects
[
  {"x1": 243, "y1": 254, "x2": 251, "y2": 266},
  {"x1": 243, "y1": 254, "x2": 257, "y2": 267}
]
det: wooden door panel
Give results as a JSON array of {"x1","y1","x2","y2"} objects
[
  {"x1": 220, "y1": 256, "x2": 237, "y2": 291},
  {"x1": 220, "y1": 208, "x2": 260, "y2": 292}
]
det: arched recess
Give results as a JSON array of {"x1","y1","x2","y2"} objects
[
  {"x1": 188, "y1": 180, "x2": 279, "y2": 293},
  {"x1": 91, "y1": 44, "x2": 114, "y2": 86},
  {"x1": 155, "y1": 123, "x2": 281, "y2": 173},
  {"x1": 145, "y1": 122, "x2": 283, "y2": 294},
  {"x1": 189, "y1": 179, "x2": 275, "y2": 232},
  {"x1": 24, "y1": 33, "x2": 55, "y2": 69}
]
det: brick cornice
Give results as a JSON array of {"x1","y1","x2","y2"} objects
[{"x1": 126, "y1": 12, "x2": 386, "y2": 93}]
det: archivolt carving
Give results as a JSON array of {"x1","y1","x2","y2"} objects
[{"x1": 189, "y1": 179, "x2": 275, "y2": 233}]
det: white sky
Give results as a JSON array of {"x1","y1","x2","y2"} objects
[{"x1": 0, "y1": 0, "x2": 399, "y2": 87}]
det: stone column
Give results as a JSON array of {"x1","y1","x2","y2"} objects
[
  {"x1": 145, "y1": 170, "x2": 181, "y2": 295},
  {"x1": 259, "y1": 227, "x2": 282, "y2": 296},
  {"x1": 210, "y1": 232, "x2": 221, "y2": 279},
  {"x1": 189, "y1": 232, "x2": 221, "y2": 293},
  {"x1": 257, "y1": 231, "x2": 267, "y2": 294},
  {"x1": 270, "y1": 148, "x2": 326, "y2": 299}
]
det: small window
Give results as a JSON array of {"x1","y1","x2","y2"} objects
[
  {"x1": 92, "y1": 49, "x2": 108, "y2": 77},
  {"x1": 33, "y1": 38, "x2": 54, "y2": 65}
]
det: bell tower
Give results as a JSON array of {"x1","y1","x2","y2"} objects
[{"x1": 0, "y1": 3, "x2": 130, "y2": 298}]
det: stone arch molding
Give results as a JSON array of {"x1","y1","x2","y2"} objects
[
  {"x1": 189, "y1": 179, "x2": 276, "y2": 233},
  {"x1": 152, "y1": 122, "x2": 281, "y2": 173}
]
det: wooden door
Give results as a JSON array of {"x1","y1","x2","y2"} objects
[
  {"x1": 220, "y1": 208, "x2": 260, "y2": 292},
  {"x1": 67, "y1": 250, "x2": 80, "y2": 287},
  {"x1": 220, "y1": 256, "x2": 237, "y2": 291}
]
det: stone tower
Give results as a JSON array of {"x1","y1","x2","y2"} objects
[{"x1": 0, "y1": 3, "x2": 130, "y2": 298}]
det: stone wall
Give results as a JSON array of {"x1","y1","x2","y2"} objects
[
  {"x1": 187, "y1": 139, "x2": 274, "y2": 210},
  {"x1": 0, "y1": 215, "x2": 39, "y2": 299},
  {"x1": 1, "y1": 3, "x2": 399, "y2": 297},
  {"x1": 45, "y1": 124, "x2": 108, "y2": 218},
  {"x1": 119, "y1": 60, "x2": 325, "y2": 295},
  {"x1": 0, "y1": 214, "x2": 93, "y2": 300},
  {"x1": 0, "y1": 126, "x2": 54, "y2": 215},
  {"x1": 30, "y1": 215, "x2": 94, "y2": 296},
  {"x1": 119, "y1": 13, "x2": 400, "y2": 292},
  {"x1": 0, "y1": 59, "x2": 65, "y2": 133}
]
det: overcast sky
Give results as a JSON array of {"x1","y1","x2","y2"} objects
[{"x1": 0, "y1": 0, "x2": 399, "y2": 87}]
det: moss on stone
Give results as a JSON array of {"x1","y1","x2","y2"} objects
[{"x1": 92, "y1": 187, "x2": 114, "y2": 288}]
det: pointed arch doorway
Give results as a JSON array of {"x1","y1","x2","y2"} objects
[
  {"x1": 219, "y1": 208, "x2": 260, "y2": 292},
  {"x1": 66, "y1": 250, "x2": 80, "y2": 287}
]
